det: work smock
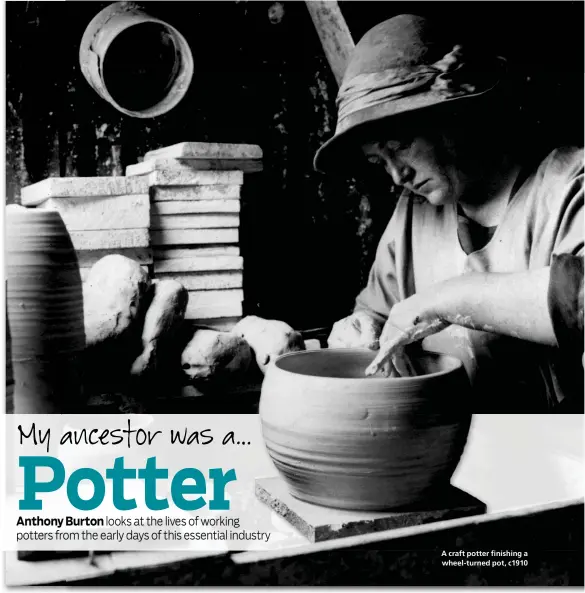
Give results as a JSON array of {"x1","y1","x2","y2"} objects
[{"x1": 355, "y1": 146, "x2": 584, "y2": 412}]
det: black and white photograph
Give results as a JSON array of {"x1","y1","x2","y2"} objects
[{"x1": 3, "y1": 0, "x2": 584, "y2": 587}]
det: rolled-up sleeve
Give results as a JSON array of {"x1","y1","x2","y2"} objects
[
  {"x1": 548, "y1": 149, "x2": 584, "y2": 358},
  {"x1": 548, "y1": 254, "x2": 584, "y2": 357}
]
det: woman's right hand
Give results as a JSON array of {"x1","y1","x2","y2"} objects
[{"x1": 327, "y1": 311, "x2": 383, "y2": 350}]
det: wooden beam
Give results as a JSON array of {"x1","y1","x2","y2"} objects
[{"x1": 305, "y1": 1, "x2": 354, "y2": 85}]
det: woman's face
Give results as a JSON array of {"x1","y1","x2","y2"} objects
[{"x1": 360, "y1": 124, "x2": 476, "y2": 206}]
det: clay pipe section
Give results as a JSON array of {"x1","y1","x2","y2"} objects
[{"x1": 79, "y1": 1, "x2": 194, "y2": 118}]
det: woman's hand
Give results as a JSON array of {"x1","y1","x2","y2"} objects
[
  {"x1": 365, "y1": 289, "x2": 451, "y2": 376},
  {"x1": 328, "y1": 310, "x2": 383, "y2": 350}
]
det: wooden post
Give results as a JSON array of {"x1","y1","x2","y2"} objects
[{"x1": 305, "y1": 1, "x2": 354, "y2": 85}]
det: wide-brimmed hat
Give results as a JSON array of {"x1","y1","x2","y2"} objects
[{"x1": 314, "y1": 14, "x2": 507, "y2": 174}]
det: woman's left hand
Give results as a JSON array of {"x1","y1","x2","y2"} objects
[{"x1": 365, "y1": 289, "x2": 451, "y2": 376}]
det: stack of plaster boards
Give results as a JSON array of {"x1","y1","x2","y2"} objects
[
  {"x1": 126, "y1": 142, "x2": 263, "y2": 329},
  {"x1": 20, "y1": 177, "x2": 151, "y2": 282}
]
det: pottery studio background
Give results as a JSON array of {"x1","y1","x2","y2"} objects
[
  {"x1": 5, "y1": 0, "x2": 584, "y2": 332},
  {"x1": 3, "y1": 2, "x2": 585, "y2": 586}
]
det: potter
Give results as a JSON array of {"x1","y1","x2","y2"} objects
[
  {"x1": 318, "y1": 15, "x2": 583, "y2": 411},
  {"x1": 19, "y1": 456, "x2": 237, "y2": 512}
]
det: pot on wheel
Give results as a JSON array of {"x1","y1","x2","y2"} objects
[{"x1": 260, "y1": 348, "x2": 471, "y2": 511}]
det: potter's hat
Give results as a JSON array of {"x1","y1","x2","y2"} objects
[{"x1": 314, "y1": 14, "x2": 506, "y2": 173}]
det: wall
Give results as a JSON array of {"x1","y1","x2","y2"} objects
[{"x1": 5, "y1": 1, "x2": 584, "y2": 329}]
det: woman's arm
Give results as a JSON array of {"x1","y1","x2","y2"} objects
[
  {"x1": 437, "y1": 268, "x2": 556, "y2": 345},
  {"x1": 366, "y1": 267, "x2": 559, "y2": 376}
]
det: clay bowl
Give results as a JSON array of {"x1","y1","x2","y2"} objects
[{"x1": 260, "y1": 348, "x2": 472, "y2": 511}]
